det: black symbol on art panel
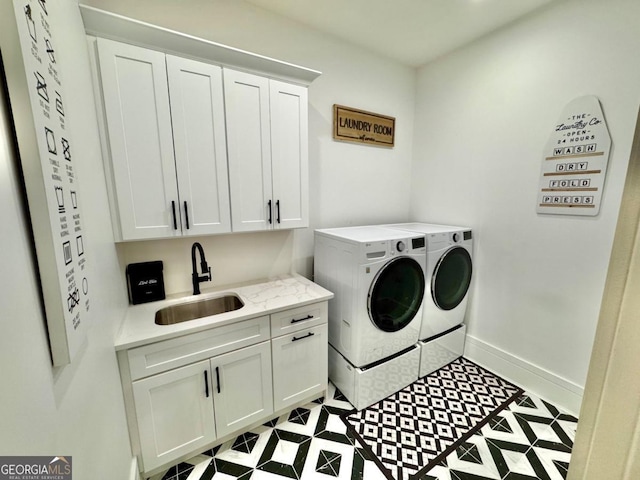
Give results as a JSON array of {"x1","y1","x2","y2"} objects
[
  {"x1": 45, "y1": 127, "x2": 56, "y2": 155},
  {"x1": 38, "y1": 0, "x2": 48, "y2": 15},
  {"x1": 61, "y1": 137, "x2": 71, "y2": 161},
  {"x1": 82, "y1": 277, "x2": 88, "y2": 295},
  {"x1": 67, "y1": 287, "x2": 80, "y2": 313},
  {"x1": 62, "y1": 240, "x2": 72, "y2": 265},
  {"x1": 24, "y1": 6, "x2": 37, "y2": 42},
  {"x1": 35, "y1": 72, "x2": 49, "y2": 103},
  {"x1": 55, "y1": 91, "x2": 64, "y2": 117},
  {"x1": 70, "y1": 191, "x2": 78, "y2": 209},
  {"x1": 54, "y1": 185, "x2": 64, "y2": 213},
  {"x1": 76, "y1": 236, "x2": 84, "y2": 257},
  {"x1": 45, "y1": 38, "x2": 56, "y2": 64}
]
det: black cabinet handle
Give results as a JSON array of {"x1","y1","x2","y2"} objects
[
  {"x1": 276, "y1": 200, "x2": 281, "y2": 224},
  {"x1": 184, "y1": 201, "x2": 190, "y2": 229},
  {"x1": 215, "y1": 366, "x2": 221, "y2": 394},
  {"x1": 267, "y1": 200, "x2": 272, "y2": 224},
  {"x1": 171, "y1": 201, "x2": 177, "y2": 230},
  {"x1": 204, "y1": 370, "x2": 209, "y2": 398},
  {"x1": 292, "y1": 332, "x2": 315, "y2": 342},
  {"x1": 291, "y1": 315, "x2": 313, "y2": 324}
]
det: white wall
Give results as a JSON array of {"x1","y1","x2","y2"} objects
[
  {"x1": 82, "y1": 0, "x2": 416, "y2": 293},
  {"x1": 411, "y1": 0, "x2": 640, "y2": 412},
  {"x1": 0, "y1": 1, "x2": 132, "y2": 477}
]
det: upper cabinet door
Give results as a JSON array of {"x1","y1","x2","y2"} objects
[
  {"x1": 270, "y1": 80, "x2": 309, "y2": 230},
  {"x1": 96, "y1": 38, "x2": 180, "y2": 240},
  {"x1": 166, "y1": 56, "x2": 231, "y2": 236},
  {"x1": 224, "y1": 69, "x2": 273, "y2": 233}
]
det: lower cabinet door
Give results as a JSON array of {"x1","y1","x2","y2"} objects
[
  {"x1": 272, "y1": 323, "x2": 328, "y2": 411},
  {"x1": 132, "y1": 360, "x2": 216, "y2": 473},
  {"x1": 211, "y1": 340, "x2": 273, "y2": 438}
]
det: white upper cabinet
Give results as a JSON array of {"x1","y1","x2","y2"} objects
[
  {"x1": 224, "y1": 69, "x2": 309, "y2": 232},
  {"x1": 223, "y1": 70, "x2": 273, "y2": 232},
  {"x1": 97, "y1": 38, "x2": 180, "y2": 240},
  {"x1": 166, "y1": 55, "x2": 231, "y2": 236},
  {"x1": 94, "y1": 38, "x2": 309, "y2": 241},
  {"x1": 270, "y1": 80, "x2": 309, "y2": 230},
  {"x1": 95, "y1": 38, "x2": 231, "y2": 240}
]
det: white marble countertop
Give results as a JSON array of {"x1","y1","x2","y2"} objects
[{"x1": 114, "y1": 274, "x2": 333, "y2": 351}]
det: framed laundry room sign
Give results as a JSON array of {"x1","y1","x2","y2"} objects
[
  {"x1": 333, "y1": 104, "x2": 395, "y2": 147},
  {"x1": 536, "y1": 95, "x2": 611, "y2": 216}
]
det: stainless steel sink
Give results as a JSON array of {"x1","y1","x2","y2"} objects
[{"x1": 155, "y1": 294, "x2": 244, "y2": 325}]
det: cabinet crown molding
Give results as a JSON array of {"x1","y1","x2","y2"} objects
[{"x1": 79, "y1": 4, "x2": 321, "y2": 86}]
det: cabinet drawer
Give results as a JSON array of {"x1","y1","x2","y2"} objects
[
  {"x1": 128, "y1": 316, "x2": 270, "y2": 380},
  {"x1": 270, "y1": 302, "x2": 327, "y2": 336}
]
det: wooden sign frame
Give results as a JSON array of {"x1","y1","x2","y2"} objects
[
  {"x1": 333, "y1": 104, "x2": 395, "y2": 147},
  {"x1": 536, "y1": 95, "x2": 611, "y2": 217}
]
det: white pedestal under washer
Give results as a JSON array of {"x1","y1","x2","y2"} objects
[{"x1": 314, "y1": 226, "x2": 427, "y2": 367}]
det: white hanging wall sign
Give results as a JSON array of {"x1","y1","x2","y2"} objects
[
  {"x1": 536, "y1": 95, "x2": 611, "y2": 216},
  {"x1": 12, "y1": 0, "x2": 91, "y2": 365}
]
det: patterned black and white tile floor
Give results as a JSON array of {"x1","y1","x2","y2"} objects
[
  {"x1": 346, "y1": 358, "x2": 524, "y2": 480},
  {"x1": 149, "y1": 364, "x2": 578, "y2": 480}
]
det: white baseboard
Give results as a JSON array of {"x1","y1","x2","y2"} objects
[
  {"x1": 464, "y1": 334, "x2": 583, "y2": 416},
  {"x1": 129, "y1": 457, "x2": 140, "y2": 480}
]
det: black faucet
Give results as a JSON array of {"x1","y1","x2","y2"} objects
[{"x1": 191, "y1": 242, "x2": 211, "y2": 295}]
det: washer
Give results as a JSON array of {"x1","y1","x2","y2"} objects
[
  {"x1": 314, "y1": 226, "x2": 427, "y2": 409},
  {"x1": 385, "y1": 223, "x2": 473, "y2": 376},
  {"x1": 314, "y1": 226, "x2": 427, "y2": 367}
]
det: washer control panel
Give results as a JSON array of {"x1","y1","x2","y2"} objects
[{"x1": 390, "y1": 235, "x2": 426, "y2": 255}]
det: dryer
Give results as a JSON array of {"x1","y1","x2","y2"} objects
[
  {"x1": 314, "y1": 226, "x2": 426, "y2": 409},
  {"x1": 386, "y1": 223, "x2": 473, "y2": 376}
]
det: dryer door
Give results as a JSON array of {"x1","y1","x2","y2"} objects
[
  {"x1": 432, "y1": 246, "x2": 472, "y2": 311},
  {"x1": 368, "y1": 257, "x2": 425, "y2": 332}
]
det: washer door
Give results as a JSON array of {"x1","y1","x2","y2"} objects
[
  {"x1": 368, "y1": 257, "x2": 425, "y2": 332},
  {"x1": 432, "y1": 246, "x2": 472, "y2": 311}
]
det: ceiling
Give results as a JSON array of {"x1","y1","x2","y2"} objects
[{"x1": 245, "y1": 0, "x2": 557, "y2": 67}]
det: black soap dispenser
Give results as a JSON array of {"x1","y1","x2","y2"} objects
[{"x1": 126, "y1": 261, "x2": 166, "y2": 305}]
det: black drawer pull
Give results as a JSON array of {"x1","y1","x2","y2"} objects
[
  {"x1": 215, "y1": 366, "x2": 221, "y2": 394},
  {"x1": 204, "y1": 370, "x2": 209, "y2": 398},
  {"x1": 290, "y1": 314, "x2": 314, "y2": 324},
  {"x1": 267, "y1": 200, "x2": 272, "y2": 224},
  {"x1": 292, "y1": 332, "x2": 315, "y2": 342},
  {"x1": 184, "y1": 201, "x2": 190, "y2": 229}
]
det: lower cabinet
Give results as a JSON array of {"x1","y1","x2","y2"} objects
[
  {"x1": 123, "y1": 301, "x2": 328, "y2": 475},
  {"x1": 211, "y1": 340, "x2": 273, "y2": 438},
  {"x1": 272, "y1": 324, "x2": 328, "y2": 411},
  {"x1": 132, "y1": 360, "x2": 216, "y2": 472}
]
